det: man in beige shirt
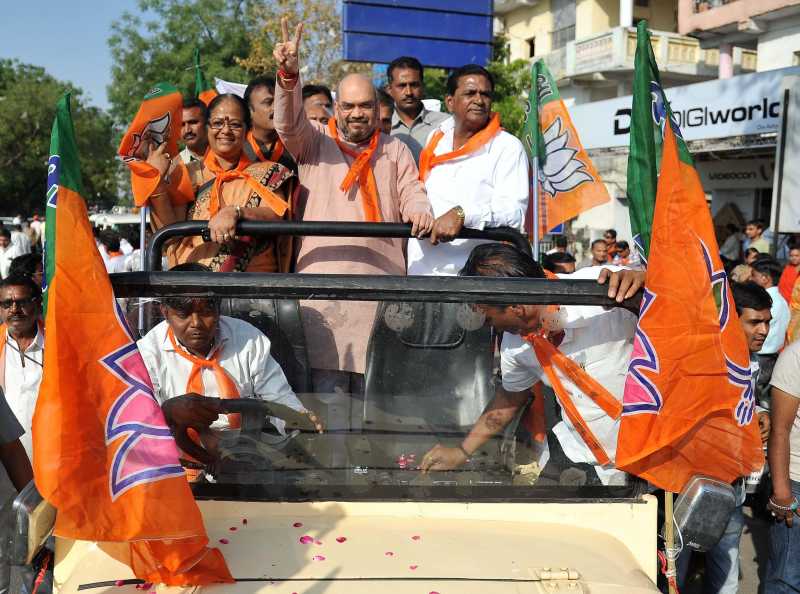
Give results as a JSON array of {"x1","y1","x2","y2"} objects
[{"x1": 273, "y1": 19, "x2": 433, "y2": 395}]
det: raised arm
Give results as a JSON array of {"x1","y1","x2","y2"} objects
[{"x1": 272, "y1": 17, "x2": 320, "y2": 163}]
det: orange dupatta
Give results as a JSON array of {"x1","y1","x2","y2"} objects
[
  {"x1": 327, "y1": 118, "x2": 382, "y2": 222},
  {"x1": 203, "y1": 151, "x2": 289, "y2": 219},
  {"x1": 418, "y1": 112, "x2": 501, "y2": 182},
  {"x1": 246, "y1": 130, "x2": 285, "y2": 164}
]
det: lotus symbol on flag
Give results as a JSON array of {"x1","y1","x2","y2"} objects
[
  {"x1": 539, "y1": 117, "x2": 594, "y2": 197},
  {"x1": 123, "y1": 112, "x2": 172, "y2": 159}
]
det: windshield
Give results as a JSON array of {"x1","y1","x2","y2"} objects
[{"x1": 125, "y1": 293, "x2": 640, "y2": 503}]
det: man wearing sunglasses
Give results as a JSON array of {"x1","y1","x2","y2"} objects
[{"x1": 0, "y1": 274, "x2": 43, "y2": 459}]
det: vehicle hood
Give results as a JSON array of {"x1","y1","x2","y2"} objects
[{"x1": 56, "y1": 499, "x2": 658, "y2": 593}]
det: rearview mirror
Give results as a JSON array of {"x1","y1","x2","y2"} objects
[{"x1": 673, "y1": 475, "x2": 736, "y2": 552}]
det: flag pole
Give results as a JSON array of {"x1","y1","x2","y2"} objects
[
  {"x1": 532, "y1": 156, "x2": 540, "y2": 261},
  {"x1": 665, "y1": 491, "x2": 678, "y2": 594},
  {"x1": 137, "y1": 206, "x2": 148, "y2": 335}
]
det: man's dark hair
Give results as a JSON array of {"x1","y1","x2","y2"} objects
[
  {"x1": 747, "y1": 219, "x2": 765, "y2": 230},
  {"x1": 243, "y1": 75, "x2": 276, "y2": 109},
  {"x1": 745, "y1": 247, "x2": 760, "y2": 257},
  {"x1": 162, "y1": 263, "x2": 220, "y2": 311},
  {"x1": 0, "y1": 274, "x2": 42, "y2": 302},
  {"x1": 207, "y1": 93, "x2": 251, "y2": 130},
  {"x1": 387, "y1": 56, "x2": 424, "y2": 84},
  {"x1": 591, "y1": 238, "x2": 606, "y2": 249},
  {"x1": 604, "y1": 228, "x2": 617, "y2": 239},
  {"x1": 553, "y1": 236, "x2": 568, "y2": 249},
  {"x1": 616, "y1": 240, "x2": 630, "y2": 251},
  {"x1": 377, "y1": 88, "x2": 394, "y2": 109},
  {"x1": 99, "y1": 230, "x2": 120, "y2": 253},
  {"x1": 8, "y1": 253, "x2": 42, "y2": 278},
  {"x1": 182, "y1": 97, "x2": 209, "y2": 122},
  {"x1": 752, "y1": 258, "x2": 783, "y2": 286},
  {"x1": 542, "y1": 251, "x2": 576, "y2": 273},
  {"x1": 302, "y1": 84, "x2": 333, "y2": 104},
  {"x1": 731, "y1": 281, "x2": 772, "y2": 315},
  {"x1": 446, "y1": 64, "x2": 495, "y2": 96},
  {"x1": 0, "y1": 228, "x2": 10, "y2": 240},
  {"x1": 460, "y1": 243, "x2": 544, "y2": 279}
]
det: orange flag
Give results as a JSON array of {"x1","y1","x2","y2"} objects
[
  {"x1": 524, "y1": 61, "x2": 610, "y2": 237},
  {"x1": 615, "y1": 122, "x2": 764, "y2": 492},
  {"x1": 118, "y1": 82, "x2": 194, "y2": 208},
  {"x1": 36, "y1": 94, "x2": 233, "y2": 586}
]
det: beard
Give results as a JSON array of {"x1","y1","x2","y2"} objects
[{"x1": 337, "y1": 113, "x2": 375, "y2": 143}]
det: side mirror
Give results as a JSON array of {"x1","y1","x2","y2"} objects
[
  {"x1": 10, "y1": 481, "x2": 55, "y2": 566},
  {"x1": 673, "y1": 475, "x2": 736, "y2": 552}
]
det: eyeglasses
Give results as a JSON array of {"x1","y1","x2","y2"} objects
[
  {"x1": 0, "y1": 297, "x2": 37, "y2": 309},
  {"x1": 208, "y1": 117, "x2": 244, "y2": 131}
]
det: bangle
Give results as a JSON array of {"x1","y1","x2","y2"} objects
[
  {"x1": 769, "y1": 496, "x2": 798, "y2": 512},
  {"x1": 278, "y1": 68, "x2": 298, "y2": 81},
  {"x1": 150, "y1": 192, "x2": 167, "y2": 199},
  {"x1": 458, "y1": 444, "x2": 471, "y2": 459}
]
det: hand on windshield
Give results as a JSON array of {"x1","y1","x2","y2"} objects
[
  {"x1": 163, "y1": 394, "x2": 222, "y2": 428},
  {"x1": 304, "y1": 409, "x2": 325, "y2": 434},
  {"x1": 429, "y1": 208, "x2": 464, "y2": 245},
  {"x1": 273, "y1": 17, "x2": 304, "y2": 77},
  {"x1": 419, "y1": 444, "x2": 468, "y2": 473},
  {"x1": 597, "y1": 268, "x2": 645, "y2": 304},
  {"x1": 208, "y1": 205, "x2": 238, "y2": 244}
]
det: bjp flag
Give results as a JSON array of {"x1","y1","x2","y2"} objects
[
  {"x1": 35, "y1": 94, "x2": 233, "y2": 586},
  {"x1": 118, "y1": 82, "x2": 193, "y2": 208},
  {"x1": 615, "y1": 121, "x2": 764, "y2": 493},
  {"x1": 523, "y1": 60, "x2": 610, "y2": 238},
  {"x1": 194, "y1": 47, "x2": 218, "y2": 105}
]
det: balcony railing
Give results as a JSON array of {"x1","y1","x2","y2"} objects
[{"x1": 540, "y1": 26, "x2": 756, "y2": 80}]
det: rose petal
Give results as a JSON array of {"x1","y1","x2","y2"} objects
[
  {"x1": 385, "y1": 551, "x2": 394, "y2": 556},
  {"x1": 299, "y1": 535, "x2": 314, "y2": 545},
  {"x1": 115, "y1": 581, "x2": 125, "y2": 587},
  {"x1": 242, "y1": 518, "x2": 248, "y2": 525},
  {"x1": 229, "y1": 527, "x2": 238, "y2": 531},
  {"x1": 219, "y1": 538, "x2": 229, "y2": 544},
  {"x1": 315, "y1": 540, "x2": 323, "y2": 545},
  {"x1": 336, "y1": 537, "x2": 347, "y2": 543}
]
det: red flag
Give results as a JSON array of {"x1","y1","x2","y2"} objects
[
  {"x1": 35, "y1": 94, "x2": 233, "y2": 586},
  {"x1": 615, "y1": 123, "x2": 764, "y2": 492}
]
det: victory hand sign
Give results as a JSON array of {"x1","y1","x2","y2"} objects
[{"x1": 273, "y1": 17, "x2": 304, "y2": 76}]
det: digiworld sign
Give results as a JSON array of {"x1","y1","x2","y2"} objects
[
  {"x1": 342, "y1": 0, "x2": 493, "y2": 69},
  {"x1": 571, "y1": 66, "x2": 800, "y2": 150}
]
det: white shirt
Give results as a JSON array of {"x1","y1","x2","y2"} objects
[
  {"x1": 0, "y1": 244, "x2": 20, "y2": 279},
  {"x1": 3, "y1": 327, "x2": 44, "y2": 459},
  {"x1": 137, "y1": 316, "x2": 304, "y2": 430},
  {"x1": 10, "y1": 231, "x2": 30, "y2": 256},
  {"x1": 500, "y1": 266, "x2": 637, "y2": 484},
  {"x1": 760, "y1": 286, "x2": 791, "y2": 355},
  {"x1": 407, "y1": 117, "x2": 529, "y2": 276},
  {"x1": 120, "y1": 238, "x2": 134, "y2": 256},
  {"x1": 105, "y1": 254, "x2": 127, "y2": 274}
]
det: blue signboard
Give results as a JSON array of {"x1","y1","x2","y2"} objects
[{"x1": 343, "y1": 1, "x2": 494, "y2": 69}]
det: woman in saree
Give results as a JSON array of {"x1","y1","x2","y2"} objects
[{"x1": 144, "y1": 93, "x2": 295, "y2": 272}]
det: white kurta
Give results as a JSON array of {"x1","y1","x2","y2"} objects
[
  {"x1": 137, "y1": 316, "x2": 304, "y2": 431},
  {"x1": 500, "y1": 266, "x2": 636, "y2": 485},
  {"x1": 3, "y1": 327, "x2": 44, "y2": 459},
  {"x1": 407, "y1": 117, "x2": 529, "y2": 276}
]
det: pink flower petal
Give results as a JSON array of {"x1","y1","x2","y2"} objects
[
  {"x1": 336, "y1": 537, "x2": 347, "y2": 543},
  {"x1": 218, "y1": 538, "x2": 229, "y2": 544},
  {"x1": 315, "y1": 540, "x2": 323, "y2": 545},
  {"x1": 293, "y1": 522, "x2": 303, "y2": 528},
  {"x1": 312, "y1": 555, "x2": 326, "y2": 561},
  {"x1": 115, "y1": 581, "x2": 125, "y2": 587},
  {"x1": 299, "y1": 535, "x2": 314, "y2": 545},
  {"x1": 409, "y1": 564, "x2": 418, "y2": 570}
]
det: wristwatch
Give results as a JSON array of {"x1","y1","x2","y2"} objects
[{"x1": 453, "y1": 205, "x2": 466, "y2": 224}]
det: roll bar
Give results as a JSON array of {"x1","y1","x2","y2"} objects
[{"x1": 146, "y1": 221, "x2": 532, "y2": 271}]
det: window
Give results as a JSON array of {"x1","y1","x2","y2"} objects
[
  {"x1": 527, "y1": 36, "x2": 536, "y2": 59},
  {"x1": 550, "y1": 25, "x2": 575, "y2": 51},
  {"x1": 635, "y1": 0, "x2": 649, "y2": 6}
]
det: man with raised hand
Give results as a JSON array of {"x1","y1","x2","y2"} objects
[
  {"x1": 407, "y1": 64, "x2": 529, "y2": 276},
  {"x1": 273, "y1": 18, "x2": 433, "y2": 396}
]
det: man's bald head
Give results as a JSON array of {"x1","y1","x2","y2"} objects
[{"x1": 335, "y1": 74, "x2": 378, "y2": 143}]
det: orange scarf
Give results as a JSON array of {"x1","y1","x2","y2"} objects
[
  {"x1": 327, "y1": 118, "x2": 382, "y2": 222},
  {"x1": 107, "y1": 251, "x2": 123, "y2": 258},
  {"x1": 418, "y1": 112, "x2": 502, "y2": 182},
  {"x1": 246, "y1": 131, "x2": 285, "y2": 163},
  {"x1": 167, "y1": 327, "x2": 241, "y2": 429},
  {"x1": 203, "y1": 151, "x2": 289, "y2": 219}
]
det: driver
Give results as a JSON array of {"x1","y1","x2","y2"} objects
[
  {"x1": 137, "y1": 264, "x2": 322, "y2": 462},
  {"x1": 420, "y1": 243, "x2": 644, "y2": 486}
]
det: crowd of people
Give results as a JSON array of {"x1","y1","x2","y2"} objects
[{"x1": 2, "y1": 15, "x2": 800, "y2": 593}]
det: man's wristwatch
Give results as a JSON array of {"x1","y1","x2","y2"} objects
[{"x1": 453, "y1": 205, "x2": 466, "y2": 224}]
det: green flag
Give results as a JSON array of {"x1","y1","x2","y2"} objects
[
  {"x1": 44, "y1": 93, "x2": 84, "y2": 313},
  {"x1": 194, "y1": 48, "x2": 218, "y2": 104},
  {"x1": 627, "y1": 20, "x2": 692, "y2": 262}
]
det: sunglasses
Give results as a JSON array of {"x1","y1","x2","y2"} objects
[{"x1": 0, "y1": 297, "x2": 38, "y2": 309}]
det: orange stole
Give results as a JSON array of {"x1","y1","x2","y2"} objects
[
  {"x1": 418, "y1": 112, "x2": 501, "y2": 182},
  {"x1": 203, "y1": 152, "x2": 288, "y2": 218},
  {"x1": 246, "y1": 131, "x2": 285, "y2": 164},
  {"x1": 327, "y1": 119, "x2": 382, "y2": 222}
]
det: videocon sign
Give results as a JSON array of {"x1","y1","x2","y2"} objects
[{"x1": 571, "y1": 66, "x2": 800, "y2": 150}]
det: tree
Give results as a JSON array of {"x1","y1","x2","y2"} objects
[
  {"x1": 108, "y1": 0, "x2": 254, "y2": 125},
  {"x1": 0, "y1": 60, "x2": 118, "y2": 216}
]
